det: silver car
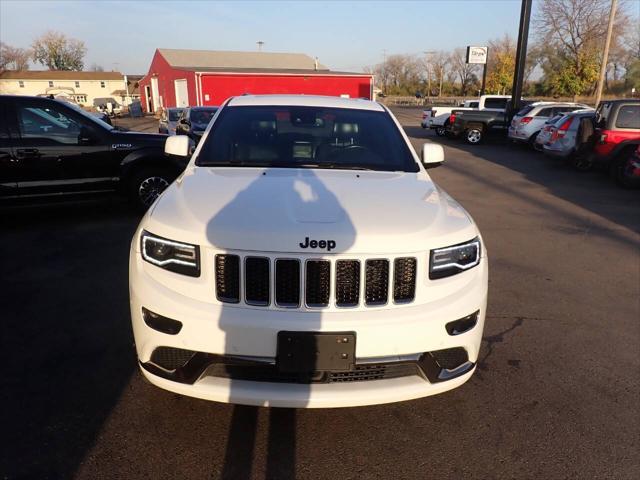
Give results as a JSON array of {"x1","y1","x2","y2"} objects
[
  {"x1": 158, "y1": 107, "x2": 185, "y2": 135},
  {"x1": 509, "y1": 102, "x2": 589, "y2": 145},
  {"x1": 542, "y1": 110, "x2": 596, "y2": 161}
]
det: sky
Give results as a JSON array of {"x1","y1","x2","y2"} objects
[{"x1": 0, "y1": 0, "x2": 635, "y2": 74}]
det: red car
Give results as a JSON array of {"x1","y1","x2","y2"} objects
[{"x1": 593, "y1": 99, "x2": 640, "y2": 164}]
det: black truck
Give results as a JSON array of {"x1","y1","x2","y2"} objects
[
  {"x1": 447, "y1": 108, "x2": 510, "y2": 144},
  {"x1": 0, "y1": 95, "x2": 183, "y2": 209}
]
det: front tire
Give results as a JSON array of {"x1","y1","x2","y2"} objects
[
  {"x1": 465, "y1": 127, "x2": 483, "y2": 144},
  {"x1": 129, "y1": 167, "x2": 173, "y2": 211}
]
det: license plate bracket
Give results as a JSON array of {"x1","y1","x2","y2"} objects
[{"x1": 277, "y1": 331, "x2": 356, "y2": 373}]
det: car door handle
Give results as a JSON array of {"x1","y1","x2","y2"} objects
[{"x1": 16, "y1": 148, "x2": 40, "y2": 159}]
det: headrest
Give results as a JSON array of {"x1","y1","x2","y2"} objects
[
  {"x1": 250, "y1": 120, "x2": 276, "y2": 133},
  {"x1": 333, "y1": 122, "x2": 359, "y2": 136}
]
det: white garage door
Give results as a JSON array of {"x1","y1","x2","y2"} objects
[{"x1": 174, "y1": 79, "x2": 189, "y2": 108}]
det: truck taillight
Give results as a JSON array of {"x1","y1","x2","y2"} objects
[{"x1": 449, "y1": 113, "x2": 456, "y2": 124}]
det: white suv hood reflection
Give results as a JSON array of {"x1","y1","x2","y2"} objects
[{"x1": 146, "y1": 167, "x2": 478, "y2": 254}]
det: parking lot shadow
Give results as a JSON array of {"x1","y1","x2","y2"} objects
[
  {"x1": 420, "y1": 131, "x2": 640, "y2": 246},
  {"x1": 0, "y1": 199, "x2": 139, "y2": 479},
  {"x1": 205, "y1": 167, "x2": 356, "y2": 478}
]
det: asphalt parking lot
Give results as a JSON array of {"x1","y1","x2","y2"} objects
[{"x1": 1, "y1": 107, "x2": 639, "y2": 480}]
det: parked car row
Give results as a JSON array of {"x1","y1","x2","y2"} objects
[
  {"x1": 441, "y1": 98, "x2": 640, "y2": 188},
  {"x1": 158, "y1": 106, "x2": 218, "y2": 142},
  {"x1": 421, "y1": 95, "x2": 509, "y2": 136},
  {"x1": 0, "y1": 95, "x2": 184, "y2": 209}
]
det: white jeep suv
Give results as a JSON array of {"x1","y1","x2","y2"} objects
[{"x1": 129, "y1": 95, "x2": 488, "y2": 408}]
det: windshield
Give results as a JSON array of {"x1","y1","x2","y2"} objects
[
  {"x1": 65, "y1": 102, "x2": 113, "y2": 130},
  {"x1": 196, "y1": 105, "x2": 419, "y2": 172},
  {"x1": 190, "y1": 108, "x2": 217, "y2": 125},
  {"x1": 168, "y1": 109, "x2": 184, "y2": 121}
]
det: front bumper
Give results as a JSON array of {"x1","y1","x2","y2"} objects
[{"x1": 130, "y1": 249, "x2": 488, "y2": 408}]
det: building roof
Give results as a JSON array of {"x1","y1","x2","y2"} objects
[
  {"x1": 227, "y1": 94, "x2": 384, "y2": 111},
  {"x1": 177, "y1": 67, "x2": 371, "y2": 76},
  {"x1": 158, "y1": 48, "x2": 329, "y2": 72},
  {"x1": 0, "y1": 70, "x2": 124, "y2": 80}
]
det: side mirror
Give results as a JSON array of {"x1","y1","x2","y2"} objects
[
  {"x1": 421, "y1": 143, "x2": 445, "y2": 168},
  {"x1": 165, "y1": 135, "x2": 191, "y2": 157}
]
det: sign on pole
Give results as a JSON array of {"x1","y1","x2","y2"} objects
[{"x1": 466, "y1": 46, "x2": 488, "y2": 65}]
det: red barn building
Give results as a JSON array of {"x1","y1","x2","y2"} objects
[{"x1": 138, "y1": 48, "x2": 373, "y2": 113}]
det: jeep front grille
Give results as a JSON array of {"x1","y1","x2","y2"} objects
[
  {"x1": 393, "y1": 257, "x2": 417, "y2": 303},
  {"x1": 335, "y1": 260, "x2": 360, "y2": 307},
  {"x1": 365, "y1": 259, "x2": 389, "y2": 305},
  {"x1": 305, "y1": 260, "x2": 331, "y2": 307},
  {"x1": 215, "y1": 255, "x2": 240, "y2": 303},
  {"x1": 275, "y1": 259, "x2": 301, "y2": 307},
  {"x1": 214, "y1": 255, "x2": 417, "y2": 308}
]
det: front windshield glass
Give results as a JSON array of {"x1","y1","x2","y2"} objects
[
  {"x1": 190, "y1": 108, "x2": 217, "y2": 125},
  {"x1": 197, "y1": 105, "x2": 419, "y2": 172},
  {"x1": 65, "y1": 102, "x2": 113, "y2": 130},
  {"x1": 168, "y1": 109, "x2": 184, "y2": 121}
]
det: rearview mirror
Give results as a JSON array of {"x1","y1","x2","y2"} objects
[
  {"x1": 421, "y1": 143, "x2": 445, "y2": 168},
  {"x1": 165, "y1": 135, "x2": 191, "y2": 157}
]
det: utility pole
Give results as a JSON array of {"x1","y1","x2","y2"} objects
[
  {"x1": 423, "y1": 51, "x2": 436, "y2": 103},
  {"x1": 595, "y1": 0, "x2": 618, "y2": 107},
  {"x1": 509, "y1": 0, "x2": 532, "y2": 117},
  {"x1": 382, "y1": 49, "x2": 387, "y2": 92}
]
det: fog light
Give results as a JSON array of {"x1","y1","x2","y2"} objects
[
  {"x1": 142, "y1": 308, "x2": 183, "y2": 335},
  {"x1": 445, "y1": 311, "x2": 479, "y2": 336}
]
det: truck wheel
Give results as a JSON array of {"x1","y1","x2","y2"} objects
[
  {"x1": 465, "y1": 128, "x2": 483, "y2": 144},
  {"x1": 435, "y1": 125, "x2": 447, "y2": 137},
  {"x1": 129, "y1": 167, "x2": 173, "y2": 211}
]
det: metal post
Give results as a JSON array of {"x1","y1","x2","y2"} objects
[
  {"x1": 427, "y1": 64, "x2": 431, "y2": 103},
  {"x1": 595, "y1": 0, "x2": 618, "y2": 107},
  {"x1": 480, "y1": 62, "x2": 488, "y2": 96},
  {"x1": 510, "y1": 0, "x2": 533, "y2": 115}
]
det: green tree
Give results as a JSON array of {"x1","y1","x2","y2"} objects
[
  {"x1": 486, "y1": 51, "x2": 515, "y2": 94},
  {"x1": 543, "y1": 50, "x2": 600, "y2": 98}
]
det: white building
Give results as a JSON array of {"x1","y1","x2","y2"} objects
[{"x1": 0, "y1": 70, "x2": 138, "y2": 108}]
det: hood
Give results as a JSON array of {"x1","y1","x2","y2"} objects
[
  {"x1": 146, "y1": 167, "x2": 478, "y2": 255},
  {"x1": 111, "y1": 130, "x2": 167, "y2": 145}
]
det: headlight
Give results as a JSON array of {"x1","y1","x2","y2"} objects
[
  {"x1": 429, "y1": 237, "x2": 481, "y2": 279},
  {"x1": 141, "y1": 231, "x2": 200, "y2": 277}
]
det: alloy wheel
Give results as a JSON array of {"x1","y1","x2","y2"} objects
[
  {"x1": 467, "y1": 129, "x2": 482, "y2": 144},
  {"x1": 138, "y1": 176, "x2": 170, "y2": 206}
]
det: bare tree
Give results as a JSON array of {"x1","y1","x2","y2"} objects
[
  {"x1": 534, "y1": 0, "x2": 630, "y2": 95},
  {"x1": 31, "y1": 31, "x2": 87, "y2": 71},
  {"x1": 422, "y1": 51, "x2": 450, "y2": 96},
  {"x1": 0, "y1": 42, "x2": 31, "y2": 70},
  {"x1": 449, "y1": 48, "x2": 479, "y2": 95},
  {"x1": 90, "y1": 63, "x2": 104, "y2": 72}
]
